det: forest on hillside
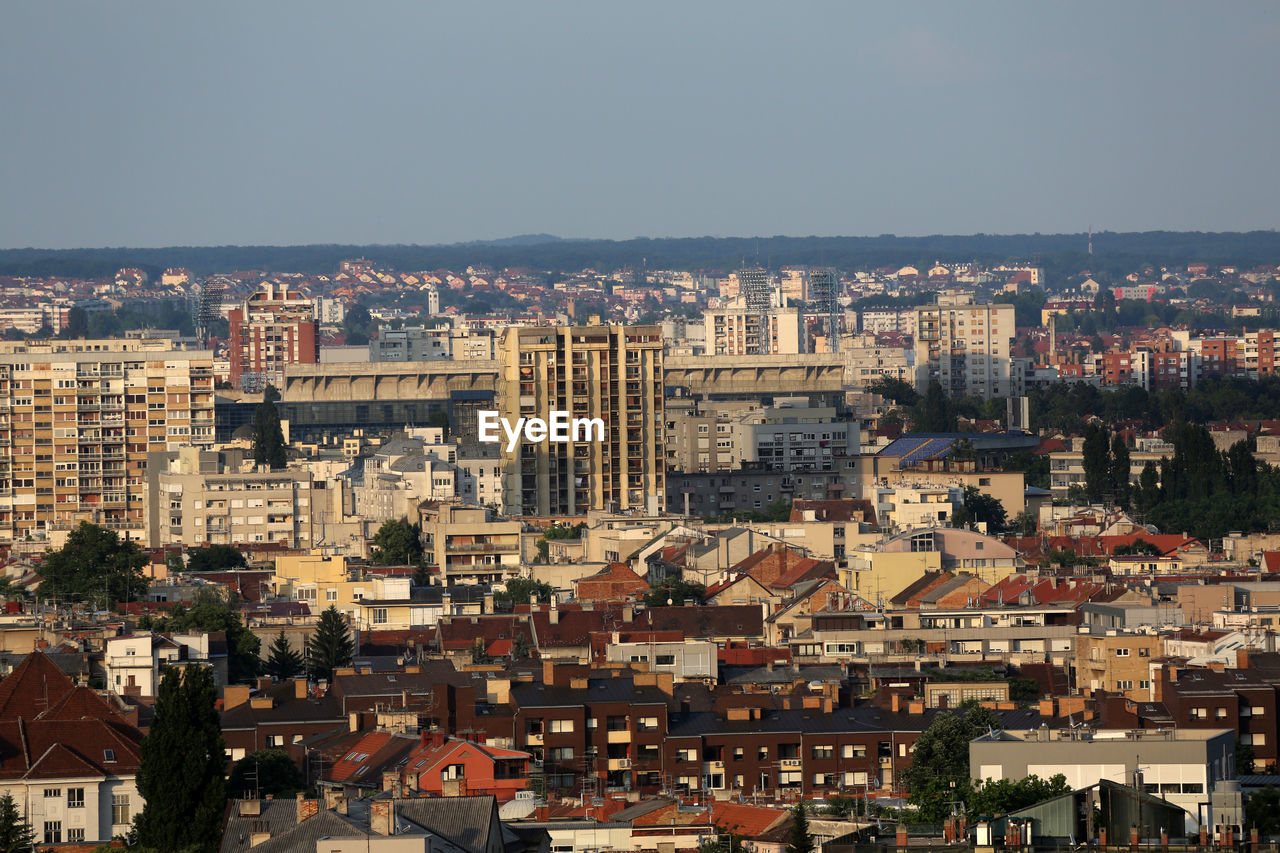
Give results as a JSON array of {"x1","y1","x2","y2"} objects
[{"x1": 3, "y1": 230, "x2": 1279, "y2": 281}]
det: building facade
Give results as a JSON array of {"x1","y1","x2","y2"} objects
[
  {"x1": 495, "y1": 325, "x2": 664, "y2": 516},
  {"x1": 914, "y1": 294, "x2": 1014, "y2": 399},
  {"x1": 228, "y1": 282, "x2": 319, "y2": 391},
  {"x1": 0, "y1": 339, "x2": 215, "y2": 545}
]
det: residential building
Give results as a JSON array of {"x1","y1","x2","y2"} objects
[
  {"x1": 495, "y1": 325, "x2": 664, "y2": 516},
  {"x1": 228, "y1": 281, "x2": 319, "y2": 391},
  {"x1": 103, "y1": 631, "x2": 226, "y2": 697},
  {"x1": 143, "y1": 447, "x2": 345, "y2": 550},
  {"x1": 1074, "y1": 632, "x2": 1163, "y2": 701},
  {"x1": 419, "y1": 502, "x2": 522, "y2": 585},
  {"x1": 913, "y1": 294, "x2": 1014, "y2": 398},
  {"x1": 970, "y1": 727, "x2": 1236, "y2": 832},
  {"x1": 0, "y1": 653, "x2": 144, "y2": 846},
  {"x1": 0, "y1": 338, "x2": 215, "y2": 544},
  {"x1": 705, "y1": 300, "x2": 804, "y2": 356}
]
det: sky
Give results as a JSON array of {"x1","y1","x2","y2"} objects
[{"x1": 2, "y1": 2, "x2": 1278, "y2": 249}]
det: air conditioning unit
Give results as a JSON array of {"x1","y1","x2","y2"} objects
[
  {"x1": 532, "y1": 759, "x2": 543, "y2": 768},
  {"x1": 617, "y1": 759, "x2": 631, "y2": 769}
]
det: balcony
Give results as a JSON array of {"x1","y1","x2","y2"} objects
[
  {"x1": 608, "y1": 758, "x2": 631, "y2": 771},
  {"x1": 446, "y1": 542, "x2": 519, "y2": 554},
  {"x1": 606, "y1": 730, "x2": 631, "y2": 744}
]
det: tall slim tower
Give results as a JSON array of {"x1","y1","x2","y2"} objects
[
  {"x1": 739, "y1": 267, "x2": 773, "y2": 312},
  {"x1": 807, "y1": 268, "x2": 840, "y2": 353}
]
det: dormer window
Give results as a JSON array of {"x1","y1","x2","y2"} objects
[{"x1": 103, "y1": 749, "x2": 116, "y2": 763}]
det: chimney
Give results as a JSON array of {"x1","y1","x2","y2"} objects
[
  {"x1": 483, "y1": 593, "x2": 494, "y2": 615},
  {"x1": 238, "y1": 800, "x2": 262, "y2": 817},
  {"x1": 622, "y1": 605, "x2": 633, "y2": 623},
  {"x1": 294, "y1": 678, "x2": 308, "y2": 700},
  {"x1": 323, "y1": 787, "x2": 348, "y2": 814},
  {"x1": 224, "y1": 685, "x2": 252, "y2": 710},
  {"x1": 370, "y1": 799, "x2": 394, "y2": 836},
  {"x1": 442, "y1": 592, "x2": 452, "y2": 615},
  {"x1": 542, "y1": 659, "x2": 556, "y2": 685},
  {"x1": 257, "y1": 676, "x2": 273, "y2": 691},
  {"x1": 550, "y1": 602, "x2": 559, "y2": 625},
  {"x1": 529, "y1": 593, "x2": 538, "y2": 606},
  {"x1": 249, "y1": 831, "x2": 271, "y2": 848},
  {"x1": 296, "y1": 792, "x2": 319, "y2": 823},
  {"x1": 891, "y1": 692, "x2": 901, "y2": 713}
]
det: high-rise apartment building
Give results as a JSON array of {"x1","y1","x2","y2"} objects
[
  {"x1": 913, "y1": 294, "x2": 1014, "y2": 399},
  {"x1": 495, "y1": 325, "x2": 664, "y2": 516},
  {"x1": 705, "y1": 301, "x2": 804, "y2": 356},
  {"x1": 0, "y1": 339, "x2": 214, "y2": 544},
  {"x1": 228, "y1": 282, "x2": 319, "y2": 391}
]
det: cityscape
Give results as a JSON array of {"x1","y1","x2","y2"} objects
[{"x1": 3, "y1": 4, "x2": 1280, "y2": 853}]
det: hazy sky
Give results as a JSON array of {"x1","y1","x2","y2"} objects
[{"x1": 2, "y1": 2, "x2": 1278, "y2": 249}]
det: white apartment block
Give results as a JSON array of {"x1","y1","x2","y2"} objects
[{"x1": 914, "y1": 294, "x2": 1014, "y2": 399}]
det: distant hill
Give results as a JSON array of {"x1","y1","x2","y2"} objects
[{"x1": 0, "y1": 231, "x2": 1277, "y2": 281}]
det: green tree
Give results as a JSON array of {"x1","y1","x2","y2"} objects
[
  {"x1": 0, "y1": 792, "x2": 35, "y2": 853},
  {"x1": 153, "y1": 588, "x2": 262, "y2": 684},
  {"x1": 185, "y1": 544, "x2": 247, "y2": 574},
  {"x1": 66, "y1": 305, "x2": 89, "y2": 339},
  {"x1": 306, "y1": 605, "x2": 354, "y2": 680},
  {"x1": 1109, "y1": 433, "x2": 1131, "y2": 507},
  {"x1": 343, "y1": 303, "x2": 372, "y2": 345},
  {"x1": 496, "y1": 577, "x2": 555, "y2": 605},
  {"x1": 1081, "y1": 423, "x2": 1110, "y2": 503},
  {"x1": 786, "y1": 802, "x2": 814, "y2": 853},
  {"x1": 952, "y1": 486, "x2": 1008, "y2": 531},
  {"x1": 914, "y1": 382, "x2": 954, "y2": 433},
  {"x1": 1236, "y1": 741, "x2": 1255, "y2": 776},
  {"x1": 252, "y1": 394, "x2": 287, "y2": 470},
  {"x1": 900, "y1": 705, "x2": 999, "y2": 822},
  {"x1": 264, "y1": 630, "x2": 304, "y2": 681},
  {"x1": 968, "y1": 774, "x2": 1071, "y2": 816},
  {"x1": 869, "y1": 376, "x2": 918, "y2": 407},
  {"x1": 644, "y1": 577, "x2": 707, "y2": 607},
  {"x1": 39, "y1": 521, "x2": 149, "y2": 608},
  {"x1": 1245, "y1": 786, "x2": 1280, "y2": 835},
  {"x1": 135, "y1": 666, "x2": 226, "y2": 853},
  {"x1": 227, "y1": 749, "x2": 304, "y2": 799},
  {"x1": 371, "y1": 518, "x2": 423, "y2": 565},
  {"x1": 428, "y1": 409, "x2": 451, "y2": 441},
  {"x1": 1113, "y1": 538, "x2": 1162, "y2": 557}
]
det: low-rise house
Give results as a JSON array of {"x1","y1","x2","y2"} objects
[
  {"x1": 397, "y1": 732, "x2": 531, "y2": 803},
  {"x1": 104, "y1": 631, "x2": 228, "y2": 697},
  {"x1": 220, "y1": 678, "x2": 346, "y2": 763},
  {"x1": 0, "y1": 653, "x2": 145, "y2": 846}
]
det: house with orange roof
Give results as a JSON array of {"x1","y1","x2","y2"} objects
[
  {"x1": 397, "y1": 732, "x2": 530, "y2": 803},
  {"x1": 573, "y1": 562, "x2": 650, "y2": 602}
]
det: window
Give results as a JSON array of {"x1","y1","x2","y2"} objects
[
  {"x1": 113, "y1": 793, "x2": 130, "y2": 825},
  {"x1": 1115, "y1": 648, "x2": 1130, "y2": 657},
  {"x1": 43, "y1": 822, "x2": 61, "y2": 844},
  {"x1": 549, "y1": 719, "x2": 574, "y2": 734},
  {"x1": 372, "y1": 608, "x2": 388, "y2": 625},
  {"x1": 266, "y1": 735, "x2": 283, "y2": 747},
  {"x1": 655, "y1": 654, "x2": 675, "y2": 667},
  {"x1": 733, "y1": 746, "x2": 744, "y2": 760},
  {"x1": 812, "y1": 745, "x2": 834, "y2": 759},
  {"x1": 677, "y1": 748, "x2": 699, "y2": 763},
  {"x1": 843, "y1": 744, "x2": 867, "y2": 759},
  {"x1": 104, "y1": 749, "x2": 116, "y2": 762},
  {"x1": 637, "y1": 716, "x2": 659, "y2": 731},
  {"x1": 67, "y1": 788, "x2": 84, "y2": 808},
  {"x1": 549, "y1": 747, "x2": 574, "y2": 761},
  {"x1": 44, "y1": 788, "x2": 61, "y2": 799},
  {"x1": 68, "y1": 828, "x2": 85, "y2": 842},
  {"x1": 326, "y1": 589, "x2": 337, "y2": 602}
]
